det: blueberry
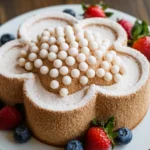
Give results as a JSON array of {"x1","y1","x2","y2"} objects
[
  {"x1": 14, "y1": 125, "x2": 32, "y2": 143},
  {"x1": 0, "y1": 100, "x2": 4, "y2": 110},
  {"x1": 65, "y1": 140, "x2": 83, "y2": 150},
  {"x1": 63, "y1": 9, "x2": 76, "y2": 17},
  {"x1": 0, "y1": 34, "x2": 15, "y2": 45},
  {"x1": 116, "y1": 127, "x2": 132, "y2": 145}
]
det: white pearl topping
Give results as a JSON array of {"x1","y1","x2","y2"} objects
[
  {"x1": 50, "y1": 80, "x2": 59, "y2": 89},
  {"x1": 53, "y1": 59, "x2": 62, "y2": 68},
  {"x1": 18, "y1": 26, "x2": 125, "y2": 97},
  {"x1": 114, "y1": 74, "x2": 122, "y2": 82},
  {"x1": 59, "y1": 88, "x2": 68, "y2": 97},
  {"x1": 71, "y1": 69, "x2": 80, "y2": 78},
  {"x1": 60, "y1": 66, "x2": 69, "y2": 75},
  {"x1": 79, "y1": 76, "x2": 88, "y2": 85},
  {"x1": 65, "y1": 56, "x2": 75, "y2": 66},
  {"x1": 34, "y1": 59, "x2": 43, "y2": 68},
  {"x1": 40, "y1": 66, "x2": 49, "y2": 74},
  {"x1": 86, "y1": 69, "x2": 95, "y2": 78},
  {"x1": 62, "y1": 76, "x2": 72, "y2": 85},
  {"x1": 49, "y1": 68, "x2": 59, "y2": 78}
]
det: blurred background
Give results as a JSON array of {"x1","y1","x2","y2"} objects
[{"x1": 0, "y1": 0, "x2": 149, "y2": 24}]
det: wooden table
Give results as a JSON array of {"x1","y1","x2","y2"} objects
[{"x1": 0, "y1": 0, "x2": 150, "y2": 24}]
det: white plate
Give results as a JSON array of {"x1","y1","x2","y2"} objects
[{"x1": 0, "y1": 4, "x2": 149, "y2": 150}]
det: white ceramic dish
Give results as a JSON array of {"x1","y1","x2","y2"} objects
[{"x1": 0, "y1": 4, "x2": 149, "y2": 150}]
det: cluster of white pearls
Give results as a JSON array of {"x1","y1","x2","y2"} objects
[{"x1": 18, "y1": 24, "x2": 125, "y2": 97}]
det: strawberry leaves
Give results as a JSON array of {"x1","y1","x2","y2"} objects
[
  {"x1": 91, "y1": 116, "x2": 118, "y2": 150},
  {"x1": 128, "y1": 20, "x2": 150, "y2": 46},
  {"x1": 131, "y1": 20, "x2": 150, "y2": 40}
]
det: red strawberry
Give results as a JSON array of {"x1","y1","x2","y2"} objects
[
  {"x1": 82, "y1": 2, "x2": 113, "y2": 19},
  {"x1": 132, "y1": 36, "x2": 150, "y2": 61},
  {"x1": 0, "y1": 106, "x2": 22, "y2": 130},
  {"x1": 128, "y1": 20, "x2": 150, "y2": 60},
  {"x1": 85, "y1": 127, "x2": 111, "y2": 150},
  {"x1": 84, "y1": 6, "x2": 106, "y2": 18},
  {"x1": 118, "y1": 19, "x2": 133, "y2": 39},
  {"x1": 85, "y1": 117, "x2": 117, "y2": 150}
]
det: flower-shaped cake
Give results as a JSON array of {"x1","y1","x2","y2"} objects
[{"x1": 0, "y1": 12, "x2": 149, "y2": 146}]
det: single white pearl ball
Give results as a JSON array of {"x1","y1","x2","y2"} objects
[
  {"x1": 59, "y1": 88, "x2": 68, "y2": 97},
  {"x1": 55, "y1": 26, "x2": 64, "y2": 36},
  {"x1": 99, "y1": 45, "x2": 107, "y2": 52},
  {"x1": 45, "y1": 28, "x2": 54, "y2": 35},
  {"x1": 40, "y1": 66, "x2": 49, "y2": 74},
  {"x1": 62, "y1": 76, "x2": 72, "y2": 85},
  {"x1": 42, "y1": 31, "x2": 50, "y2": 37},
  {"x1": 109, "y1": 50, "x2": 117, "y2": 57},
  {"x1": 48, "y1": 37, "x2": 56, "y2": 45},
  {"x1": 31, "y1": 39, "x2": 38, "y2": 44},
  {"x1": 39, "y1": 49, "x2": 48, "y2": 58},
  {"x1": 79, "y1": 76, "x2": 88, "y2": 85},
  {"x1": 57, "y1": 37, "x2": 65, "y2": 45},
  {"x1": 76, "y1": 53, "x2": 86, "y2": 62},
  {"x1": 114, "y1": 74, "x2": 122, "y2": 82},
  {"x1": 60, "y1": 43, "x2": 69, "y2": 51},
  {"x1": 84, "y1": 30, "x2": 92, "y2": 37},
  {"x1": 104, "y1": 72, "x2": 113, "y2": 82},
  {"x1": 68, "y1": 48, "x2": 78, "y2": 56},
  {"x1": 73, "y1": 24, "x2": 82, "y2": 33},
  {"x1": 70, "y1": 41, "x2": 79, "y2": 48},
  {"x1": 20, "y1": 50, "x2": 27, "y2": 57},
  {"x1": 34, "y1": 59, "x2": 43, "y2": 68},
  {"x1": 79, "y1": 62, "x2": 88, "y2": 72},
  {"x1": 101, "y1": 61, "x2": 110, "y2": 71},
  {"x1": 65, "y1": 56, "x2": 75, "y2": 66},
  {"x1": 49, "y1": 45, "x2": 59, "y2": 53},
  {"x1": 80, "y1": 47, "x2": 90, "y2": 55},
  {"x1": 48, "y1": 52, "x2": 57, "y2": 61},
  {"x1": 86, "y1": 35, "x2": 95, "y2": 42},
  {"x1": 87, "y1": 56, "x2": 97, "y2": 65},
  {"x1": 18, "y1": 58, "x2": 26, "y2": 66},
  {"x1": 50, "y1": 80, "x2": 59, "y2": 89},
  {"x1": 96, "y1": 68, "x2": 105, "y2": 78},
  {"x1": 57, "y1": 31, "x2": 65, "y2": 38},
  {"x1": 86, "y1": 69, "x2": 95, "y2": 78},
  {"x1": 60, "y1": 66, "x2": 69, "y2": 75},
  {"x1": 120, "y1": 65, "x2": 126, "y2": 74},
  {"x1": 71, "y1": 69, "x2": 80, "y2": 78},
  {"x1": 30, "y1": 45, "x2": 39, "y2": 53},
  {"x1": 19, "y1": 37, "x2": 28, "y2": 45},
  {"x1": 65, "y1": 25, "x2": 73, "y2": 31},
  {"x1": 41, "y1": 36, "x2": 49, "y2": 43},
  {"x1": 113, "y1": 56, "x2": 122, "y2": 65},
  {"x1": 28, "y1": 53, "x2": 37, "y2": 61},
  {"x1": 25, "y1": 62, "x2": 33, "y2": 70},
  {"x1": 111, "y1": 65, "x2": 120, "y2": 74},
  {"x1": 104, "y1": 53, "x2": 113, "y2": 62},
  {"x1": 76, "y1": 32, "x2": 84, "y2": 41},
  {"x1": 58, "y1": 51, "x2": 68, "y2": 60},
  {"x1": 94, "y1": 50, "x2": 103, "y2": 59},
  {"x1": 41, "y1": 43, "x2": 49, "y2": 50},
  {"x1": 89, "y1": 41, "x2": 98, "y2": 51},
  {"x1": 79, "y1": 39, "x2": 88, "y2": 47},
  {"x1": 66, "y1": 34, "x2": 76, "y2": 43},
  {"x1": 28, "y1": 42, "x2": 36, "y2": 48},
  {"x1": 53, "y1": 59, "x2": 62, "y2": 68},
  {"x1": 49, "y1": 68, "x2": 59, "y2": 78},
  {"x1": 103, "y1": 39, "x2": 110, "y2": 48}
]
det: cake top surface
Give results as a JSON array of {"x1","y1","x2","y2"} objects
[{"x1": 18, "y1": 24, "x2": 125, "y2": 97}]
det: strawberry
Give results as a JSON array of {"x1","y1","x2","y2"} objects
[
  {"x1": 85, "y1": 117, "x2": 118, "y2": 150},
  {"x1": 82, "y1": 2, "x2": 113, "y2": 19},
  {"x1": 128, "y1": 20, "x2": 150, "y2": 60},
  {"x1": 117, "y1": 19, "x2": 133, "y2": 39},
  {"x1": 132, "y1": 36, "x2": 150, "y2": 61},
  {"x1": 0, "y1": 106, "x2": 22, "y2": 130}
]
